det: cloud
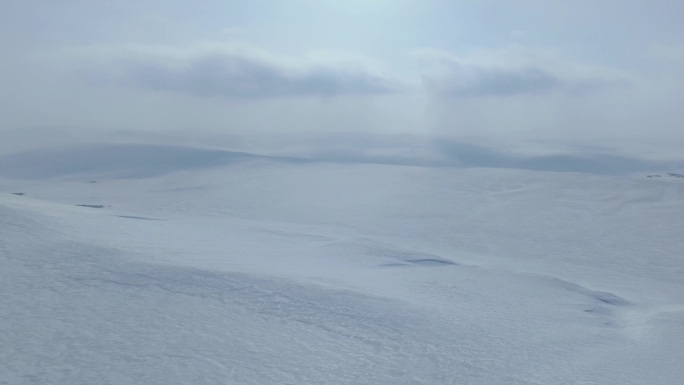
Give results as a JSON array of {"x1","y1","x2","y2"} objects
[
  {"x1": 428, "y1": 66, "x2": 561, "y2": 97},
  {"x1": 417, "y1": 47, "x2": 631, "y2": 98},
  {"x1": 68, "y1": 44, "x2": 400, "y2": 98}
]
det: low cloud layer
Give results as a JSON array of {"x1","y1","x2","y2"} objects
[
  {"x1": 417, "y1": 48, "x2": 630, "y2": 98},
  {"x1": 74, "y1": 44, "x2": 399, "y2": 98}
]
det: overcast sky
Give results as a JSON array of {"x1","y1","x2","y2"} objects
[{"x1": 2, "y1": 1, "x2": 683, "y2": 167}]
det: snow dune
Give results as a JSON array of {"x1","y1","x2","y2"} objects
[{"x1": 1, "y1": 144, "x2": 683, "y2": 384}]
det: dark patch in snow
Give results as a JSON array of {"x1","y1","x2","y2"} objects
[
  {"x1": 378, "y1": 263, "x2": 411, "y2": 268},
  {"x1": 378, "y1": 259, "x2": 458, "y2": 268},
  {"x1": 115, "y1": 215, "x2": 161, "y2": 221},
  {"x1": 588, "y1": 291, "x2": 632, "y2": 306},
  {"x1": 408, "y1": 258, "x2": 458, "y2": 267}
]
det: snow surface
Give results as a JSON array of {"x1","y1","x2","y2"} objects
[{"x1": 1, "y1": 145, "x2": 684, "y2": 384}]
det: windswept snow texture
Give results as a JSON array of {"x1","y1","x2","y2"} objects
[{"x1": 2, "y1": 145, "x2": 684, "y2": 384}]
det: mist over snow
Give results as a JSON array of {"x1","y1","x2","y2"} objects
[
  {"x1": 3, "y1": 1, "x2": 684, "y2": 163},
  {"x1": 2, "y1": 1, "x2": 684, "y2": 384}
]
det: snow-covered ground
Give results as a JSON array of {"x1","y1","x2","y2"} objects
[{"x1": 1, "y1": 145, "x2": 683, "y2": 384}]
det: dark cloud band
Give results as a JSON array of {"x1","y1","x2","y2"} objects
[{"x1": 81, "y1": 46, "x2": 399, "y2": 98}]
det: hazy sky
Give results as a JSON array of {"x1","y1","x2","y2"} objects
[{"x1": 2, "y1": 1, "x2": 683, "y2": 164}]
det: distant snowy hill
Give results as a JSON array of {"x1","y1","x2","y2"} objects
[
  {"x1": 1, "y1": 148, "x2": 683, "y2": 384},
  {"x1": 0, "y1": 143, "x2": 301, "y2": 179}
]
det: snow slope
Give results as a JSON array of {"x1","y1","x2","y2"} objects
[{"x1": 2, "y1": 145, "x2": 683, "y2": 384}]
